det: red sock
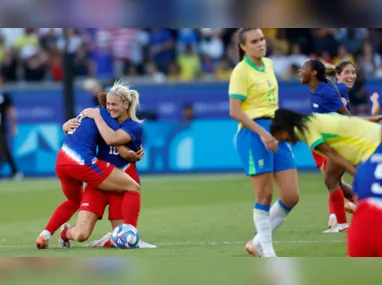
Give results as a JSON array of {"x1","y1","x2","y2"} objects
[
  {"x1": 44, "y1": 200, "x2": 79, "y2": 235},
  {"x1": 122, "y1": 191, "x2": 141, "y2": 228},
  {"x1": 329, "y1": 189, "x2": 347, "y2": 224},
  {"x1": 328, "y1": 198, "x2": 336, "y2": 215},
  {"x1": 103, "y1": 240, "x2": 113, "y2": 248},
  {"x1": 61, "y1": 227, "x2": 69, "y2": 242}
]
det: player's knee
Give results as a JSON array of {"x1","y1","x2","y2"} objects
[{"x1": 256, "y1": 191, "x2": 273, "y2": 205}]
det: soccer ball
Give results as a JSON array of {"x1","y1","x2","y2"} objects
[{"x1": 111, "y1": 224, "x2": 140, "y2": 249}]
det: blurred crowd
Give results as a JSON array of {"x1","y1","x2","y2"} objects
[{"x1": 1, "y1": 28, "x2": 382, "y2": 84}]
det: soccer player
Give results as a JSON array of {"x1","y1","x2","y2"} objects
[
  {"x1": 270, "y1": 108, "x2": 381, "y2": 179},
  {"x1": 270, "y1": 109, "x2": 382, "y2": 255},
  {"x1": 229, "y1": 28, "x2": 299, "y2": 257},
  {"x1": 35, "y1": 99, "x2": 140, "y2": 249},
  {"x1": 61, "y1": 80, "x2": 155, "y2": 249},
  {"x1": 299, "y1": 59, "x2": 352, "y2": 232},
  {"x1": 347, "y1": 144, "x2": 382, "y2": 257},
  {"x1": 305, "y1": 60, "x2": 382, "y2": 231}
]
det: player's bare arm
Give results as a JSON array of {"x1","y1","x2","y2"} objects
[
  {"x1": 115, "y1": 145, "x2": 144, "y2": 162},
  {"x1": 316, "y1": 143, "x2": 356, "y2": 176},
  {"x1": 81, "y1": 108, "x2": 132, "y2": 146}
]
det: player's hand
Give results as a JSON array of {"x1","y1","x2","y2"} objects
[
  {"x1": 259, "y1": 130, "x2": 278, "y2": 152},
  {"x1": 63, "y1": 118, "x2": 80, "y2": 133},
  {"x1": 136, "y1": 147, "x2": 144, "y2": 161},
  {"x1": 371, "y1": 92, "x2": 379, "y2": 103},
  {"x1": 81, "y1": 108, "x2": 100, "y2": 119},
  {"x1": 341, "y1": 98, "x2": 348, "y2": 106}
]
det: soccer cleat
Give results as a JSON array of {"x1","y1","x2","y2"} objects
[
  {"x1": 345, "y1": 201, "x2": 357, "y2": 214},
  {"x1": 245, "y1": 239, "x2": 263, "y2": 257},
  {"x1": 59, "y1": 223, "x2": 71, "y2": 248},
  {"x1": 137, "y1": 240, "x2": 157, "y2": 249},
  {"x1": 322, "y1": 223, "x2": 349, "y2": 233},
  {"x1": 87, "y1": 232, "x2": 113, "y2": 248},
  {"x1": 36, "y1": 236, "x2": 49, "y2": 249},
  {"x1": 328, "y1": 214, "x2": 337, "y2": 229}
]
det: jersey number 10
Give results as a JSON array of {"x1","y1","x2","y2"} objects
[
  {"x1": 109, "y1": 146, "x2": 119, "y2": 156},
  {"x1": 372, "y1": 163, "x2": 382, "y2": 194}
]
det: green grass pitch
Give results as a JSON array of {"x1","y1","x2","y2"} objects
[{"x1": 0, "y1": 172, "x2": 352, "y2": 257}]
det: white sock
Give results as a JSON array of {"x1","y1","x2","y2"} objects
[
  {"x1": 253, "y1": 209, "x2": 276, "y2": 257},
  {"x1": 40, "y1": 230, "x2": 52, "y2": 240},
  {"x1": 254, "y1": 200, "x2": 290, "y2": 246}
]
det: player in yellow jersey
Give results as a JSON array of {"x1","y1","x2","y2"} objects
[
  {"x1": 270, "y1": 109, "x2": 381, "y2": 176},
  {"x1": 229, "y1": 28, "x2": 299, "y2": 257}
]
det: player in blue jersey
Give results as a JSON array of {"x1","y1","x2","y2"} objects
[
  {"x1": 36, "y1": 96, "x2": 141, "y2": 249},
  {"x1": 347, "y1": 144, "x2": 382, "y2": 257},
  {"x1": 303, "y1": 60, "x2": 382, "y2": 233},
  {"x1": 300, "y1": 59, "x2": 353, "y2": 233},
  {"x1": 59, "y1": 80, "x2": 156, "y2": 249}
]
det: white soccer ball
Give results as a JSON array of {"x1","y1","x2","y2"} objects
[{"x1": 111, "y1": 224, "x2": 140, "y2": 249}]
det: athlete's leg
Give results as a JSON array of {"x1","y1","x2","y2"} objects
[
  {"x1": 252, "y1": 142, "x2": 299, "y2": 254},
  {"x1": 323, "y1": 159, "x2": 348, "y2": 232},
  {"x1": 236, "y1": 123, "x2": 277, "y2": 257}
]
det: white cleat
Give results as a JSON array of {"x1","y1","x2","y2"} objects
[
  {"x1": 322, "y1": 223, "x2": 349, "y2": 233},
  {"x1": 59, "y1": 223, "x2": 71, "y2": 248},
  {"x1": 87, "y1": 232, "x2": 113, "y2": 248},
  {"x1": 328, "y1": 214, "x2": 337, "y2": 229},
  {"x1": 137, "y1": 240, "x2": 157, "y2": 249}
]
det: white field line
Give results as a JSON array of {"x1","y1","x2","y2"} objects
[{"x1": 0, "y1": 239, "x2": 344, "y2": 249}]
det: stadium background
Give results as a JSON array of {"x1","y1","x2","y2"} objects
[{"x1": 0, "y1": 28, "x2": 381, "y2": 177}]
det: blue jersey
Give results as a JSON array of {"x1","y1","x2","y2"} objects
[
  {"x1": 335, "y1": 83, "x2": 351, "y2": 111},
  {"x1": 310, "y1": 82, "x2": 344, "y2": 114},
  {"x1": 97, "y1": 118, "x2": 143, "y2": 169},
  {"x1": 62, "y1": 107, "x2": 118, "y2": 165},
  {"x1": 353, "y1": 144, "x2": 382, "y2": 202}
]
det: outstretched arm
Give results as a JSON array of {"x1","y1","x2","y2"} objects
[{"x1": 315, "y1": 142, "x2": 356, "y2": 176}]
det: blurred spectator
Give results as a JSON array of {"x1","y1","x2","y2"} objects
[
  {"x1": 177, "y1": 43, "x2": 201, "y2": 81},
  {"x1": 144, "y1": 62, "x2": 166, "y2": 83},
  {"x1": 2, "y1": 28, "x2": 382, "y2": 84},
  {"x1": 214, "y1": 57, "x2": 233, "y2": 81},
  {"x1": 332, "y1": 44, "x2": 355, "y2": 65},
  {"x1": 0, "y1": 75, "x2": 23, "y2": 180},
  {"x1": 148, "y1": 28, "x2": 175, "y2": 74},
  {"x1": 357, "y1": 41, "x2": 382, "y2": 78},
  {"x1": 167, "y1": 62, "x2": 181, "y2": 82},
  {"x1": 182, "y1": 103, "x2": 195, "y2": 123},
  {"x1": 348, "y1": 70, "x2": 369, "y2": 115}
]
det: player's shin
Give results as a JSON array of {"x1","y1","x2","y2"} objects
[
  {"x1": 121, "y1": 191, "x2": 141, "y2": 228},
  {"x1": 253, "y1": 203, "x2": 276, "y2": 257}
]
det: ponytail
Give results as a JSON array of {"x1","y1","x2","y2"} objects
[{"x1": 127, "y1": 89, "x2": 143, "y2": 123}]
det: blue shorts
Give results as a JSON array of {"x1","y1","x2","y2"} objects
[{"x1": 236, "y1": 118, "x2": 296, "y2": 176}]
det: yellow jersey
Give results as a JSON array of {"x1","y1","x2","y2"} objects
[
  {"x1": 229, "y1": 56, "x2": 278, "y2": 126},
  {"x1": 300, "y1": 113, "x2": 381, "y2": 165}
]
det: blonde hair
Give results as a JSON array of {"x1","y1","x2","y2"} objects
[{"x1": 107, "y1": 79, "x2": 143, "y2": 123}]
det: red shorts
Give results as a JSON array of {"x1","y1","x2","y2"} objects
[
  {"x1": 347, "y1": 200, "x2": 382, "y2": 257},
  {"x1": 311, "y1": 151, "x2": 327, "y2": 170},
  {"x1": 56, "y1": 149, "x2": 114, "y2": 189},
  {"x1": 79, "y1": 163, "x2": 140, "y2": 220}
]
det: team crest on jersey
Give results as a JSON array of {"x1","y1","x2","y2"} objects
[{"x1": 266, "y1": 80, "x2": 272, "y2": 87}]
